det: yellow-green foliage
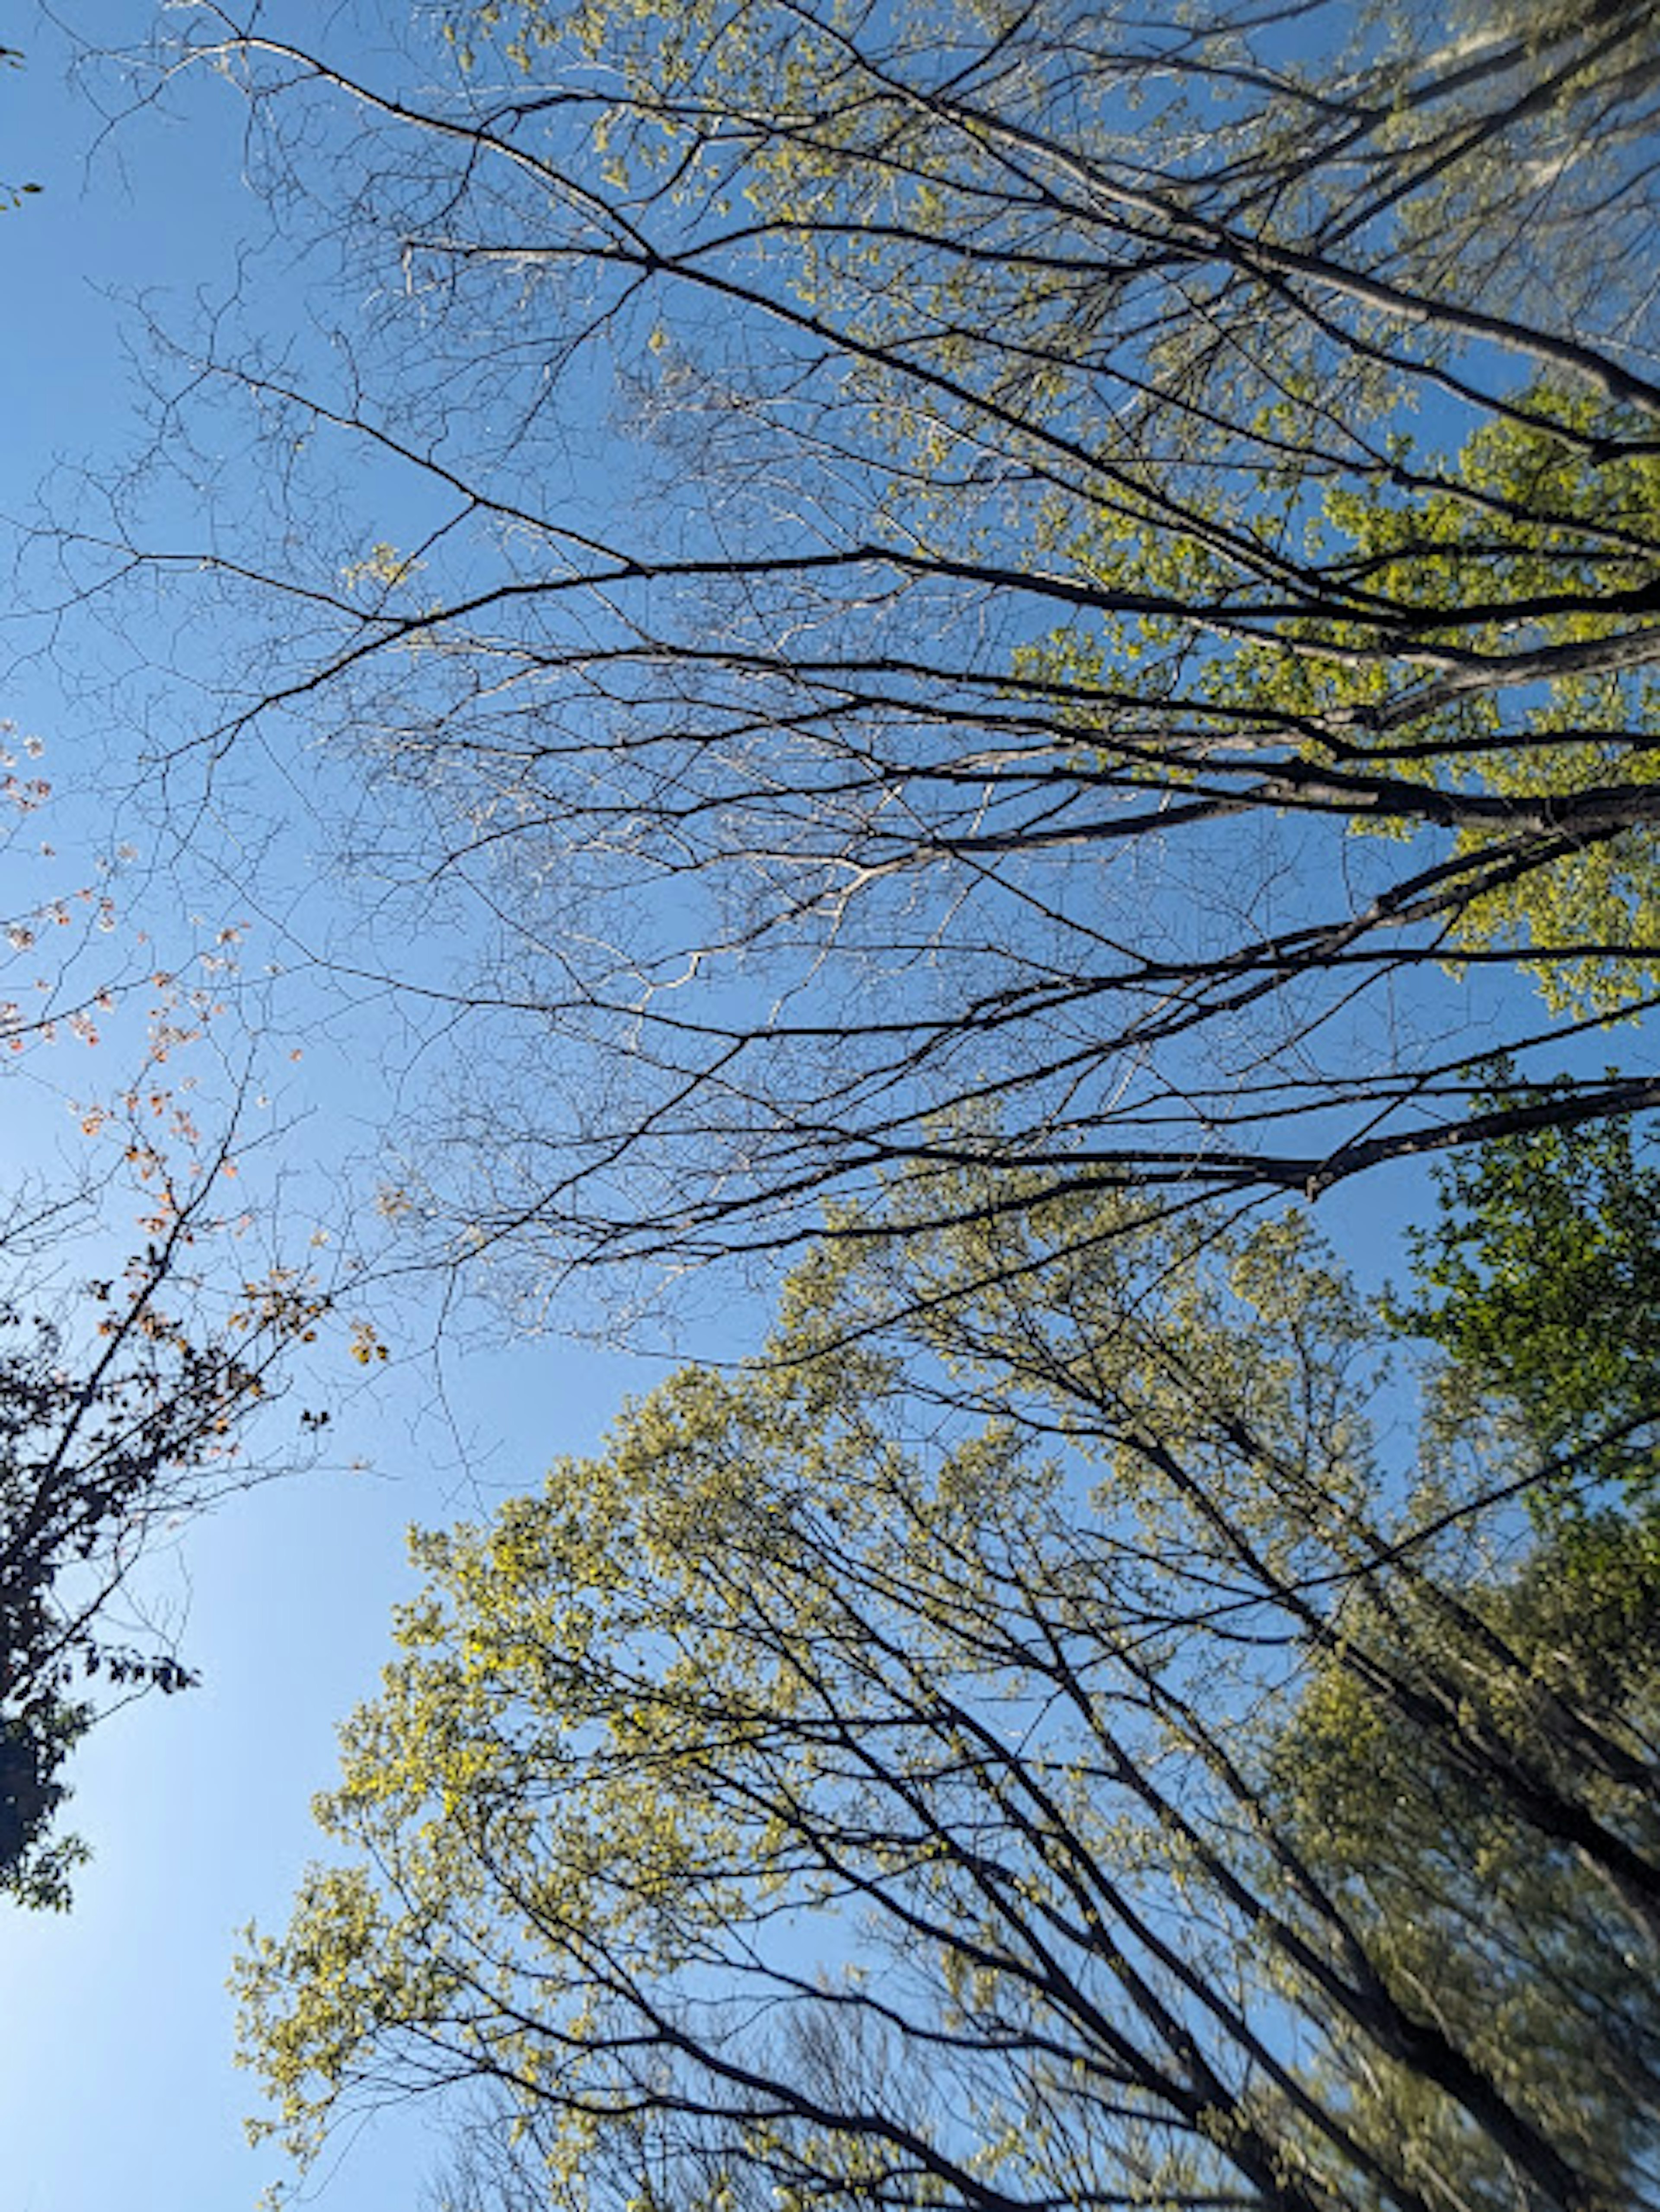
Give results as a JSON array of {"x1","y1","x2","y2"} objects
[
  {"x1": 1322, "y1": 395, "x2": 1660, "y2": 1010},
  {"x1": 1015, "y1": 386, "x2": 1660, "y2": 1016},
  {"x1": 237, "y1": 1177, "x2": 1660, "y2": 2210}
]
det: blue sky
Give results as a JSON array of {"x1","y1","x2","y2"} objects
[{"x1": 0, "y1": 12, "x2": 671, "y2": 2207}]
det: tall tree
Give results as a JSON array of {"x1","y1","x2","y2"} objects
[
  {"x1": 0, "y1": 1131, "x2": 327, "y2": 1909},
  {"x1": 0, "y1": 725, "x2": 329, "y2": 1906},
  {"x1": 56, "y1": 0, "x2": 1660, "y2": 1296},
  {"x1": 1272, "y1": 1514, "x2": 1660, "y2": 2212},
  {"x1": 236, "y1": 1187, "x2": 1660, "y2": 2212}
]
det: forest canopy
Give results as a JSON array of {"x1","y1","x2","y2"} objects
[
  {"x1": 48, "y1": 0, "x2": 1660, "y2": 1302},
  {"x1": 13, "y1": 1, "x2": 1653, "y2": 2204},
  {"x1": 236, "y1": 1158, "x2": 1660, "y2": 2212}
]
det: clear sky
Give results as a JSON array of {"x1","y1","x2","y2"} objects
[{"x1": 0, "y1": 11, "x2": 672, "y2": 2207}]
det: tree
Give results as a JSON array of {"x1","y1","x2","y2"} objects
[
  {"x1": 235, "y1": 1187, "x2": 1660, "y2": 2212},
  {"x1": 47, "y1": 0, "x2": 1660, "y2": 1297},
  {"x1": 1389, "y1": 1081, "x2": 1660, "y2": 1510},
  {"x1": 0, "y1": 721, "x2": 329, "y2": 1906},
  {"x1": 0, "y1": 1128, "x2": 327, "y2": 1909},
  {"x1": 1272, "y1": 1514, "x2": 1660, "y2": 2212}
]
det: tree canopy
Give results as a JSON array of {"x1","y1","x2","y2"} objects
[
  {"x1": 1389, "y1": 1079, "x2": 1660, "y2": 1510},
  {"x1": 236, "y1": 1178, "x2": 1660, "y2": 2212},
  {"x1": 0, "y1": 727, "x2": 328, "y2": 1907},
  {"x1": 48, "y1": 0, "x2": 1660, "y2": 1298},
  {"x1": 10, "y1": 15, "x2": 1660, "y2": 2208},
  {"x1": 0, "y1": 1147, "x2": 324, "y2": 1909}
]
